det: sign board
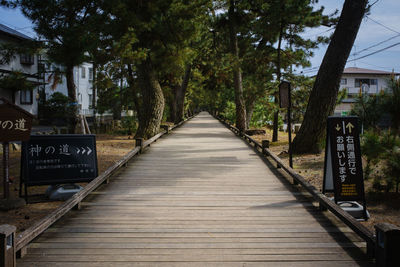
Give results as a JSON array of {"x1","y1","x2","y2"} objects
[
  {"x1": 323, "y1": 116, "x2": 366, "y2": 203},
  {"x1": 279, "y1": 81, "x2": 290, "y2": 108},
  {"x1": 0, "y1": 97, "x2": 33, "y2": 142},
  {"x1": 21, "y1": 135, "x2": 98, "y2": 185}
]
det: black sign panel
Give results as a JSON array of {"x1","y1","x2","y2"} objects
[
  {"x1": 22, "y1": 135, "x2": 98, "y2": 185},
  {"x1": 279, "y1": 81, "x2": 290, "y2": 108},
  {"x1": 323, "y1": 116, "x2": 365, "y2": 202},
  {"x1": 0, "y1": 97, "x2": 34, "y2": 142}
]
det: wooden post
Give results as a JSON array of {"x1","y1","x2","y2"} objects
[
  {"x1": 3, "y1": 142, "x2": 9, "y2": 199},
  {"x1": 0, "y1": 224, "x2": 16, "y2": 267},
  {"x1": 261, "y1": 140, "x2": 270, "y2": 150},
  {"x1": 135, "y1": 138, "x2": 143, "y2": 153},
  {"x1": 161, "y1": 125, "x2": 169, "y2": 134},
  {"x1": 375, "y1": 223, "x2": 400, "y2": 266}
]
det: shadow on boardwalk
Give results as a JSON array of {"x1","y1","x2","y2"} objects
[{"x1": 18, "y1": 112, "x2": 373, "y2": 266}]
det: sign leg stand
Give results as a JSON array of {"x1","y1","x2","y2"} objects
[
  {"x1": 3, "y1": 142, "x2": 9, "y2": 199},
  {"x1": 0, "y1": 142, "x2": 25, "y2": 210}
]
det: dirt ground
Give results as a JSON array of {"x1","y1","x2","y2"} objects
[
  {"x1": 250, "y1": 128, "x2": 400, "y2": 232},
  {"x1": 0, "y1": 134, "x2": 135, "y2": 232},
  {"x1": 1, "y1": 129, "x2": 399, "y2": 234}
]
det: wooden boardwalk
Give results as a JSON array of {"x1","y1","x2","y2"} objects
[{"x1": 18, "y1": 112, "x2": 372, "y2": 266}]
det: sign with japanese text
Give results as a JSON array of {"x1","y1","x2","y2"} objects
[
  {"x1": 21, "y1": 135, "x2": 98, "y2": 185},
  {"x1": 279, "y1": 81, "x2": 290, "y2": 108},
  {"x1": 0, "y1": 97, "x2": 33, "y2": 142},
  {"x1": 323, "y1": 116, "x2": 365, "y2": 202}
]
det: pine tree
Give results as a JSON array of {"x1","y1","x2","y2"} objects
[{"x1": 292, "y1": 0, "x2": 368, "y2": 153}]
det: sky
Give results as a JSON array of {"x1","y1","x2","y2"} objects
[
  {"x1": 0, "y1": 0, "x2": 399, "y2": 76},
  {"x1": 297, "y1": 0, "x2": 400, "y2": 76}
]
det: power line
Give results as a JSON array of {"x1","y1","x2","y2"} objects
[
  {"x1": 366, "y1": 16, "x2": 400, "y2": 34},
  {"x1": 0, "y1": 18, "x2": 35, "y2": 38},
  {"x1": 358, "y1": 61, "x2": 400, "y2": 72},
  {"x1": 354, "y1": 33, "x2": 400, "y2": 55},
  {"x1": 348, "y1": 42, "x2": 400, "y2": 62}
]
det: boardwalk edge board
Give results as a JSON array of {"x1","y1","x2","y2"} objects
[
  {"x1": 13, "y1": 115, "x2": 197, "y2": 256},
  {"x1": 213, "y1": 114, "x2": 375, "y2": 257}
]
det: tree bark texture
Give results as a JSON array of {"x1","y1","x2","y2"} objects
[
  {"x1": 174, "y1": 64, "x2": 191, "y2": 124},
  {"x1": 92, "y1": 64, "x2": 97, "y2": 117},
  {"x1": 228, "y1": 0, "x2": 247, "y2": 132},
  {"x1": 135, "y1": 58, "x2": 165, "y2": 139},
  {"x1": 273, "y1": 17, "x2": 284, "y2": 142},
  {"x1": 66, "y1": 64, "x2": 78, "y2": 133},
  {"x1": 292, "y1": 0, "x2": 367, "y2": 154}
]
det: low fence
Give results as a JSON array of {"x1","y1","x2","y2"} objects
[
  {"x1": 214, "y1": 115, "x2": 400, "y2": 267},
  {"x1": 0, "y1": 115, "x2": 195, "y2": 266}
]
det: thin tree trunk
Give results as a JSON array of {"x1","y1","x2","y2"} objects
[
  {"x1": 66, "y1": 64, "x2": 78, "y2": 133},
  {"x1": 174, "y1": 64, "x2": 191, "y2": 124},
  {"x1": 292, "y1": 0, "x2": 367, "y2": 154},
  {"x1": 92, "y1": 63, "x2": 97, "y2": 130},
  {"x1": 273, "y1": 17, "x2": 284, "y2": 142},
  {"x1": 127, "y1": 64, "x2": 142, "y2": 124},
  {"x1": 113, "y1": 76, "x2": 123, "y2": 120},
  {"x1": 228, "y1": 0, "x2": 246, "y2": 132},
  {"x1": 135, "y1": 57, "x2": 165, "y2": 139}
]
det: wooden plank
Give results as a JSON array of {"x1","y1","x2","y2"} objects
[
  {"x1": 17, "y1": 261, "x2": 374, "y2": 267},
  {"x1": 15, "y1": 146, "x2": 140, "y2": 251},
  {"x1": 15, "y1": 116, "x2": 193, "y2": 252},
  {"x1": 18, "y1": 113, "x2": 371, "y2": 265},
  {"x1": 17, "y1": 262, "x2": 375, "y2": 267},
  {"x1": 216, "y1": 115, "x2": 376, "y2": 253}
]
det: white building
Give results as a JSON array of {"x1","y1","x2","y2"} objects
[
  {"x1": 44, "y1": 61, "x2": 95, "y2": 116},
  {"x1": 334, "y1": 67, "x2": 398, "y2": 116},
  {"x1": 0, "y1": 23, "x2": 40, "y2": 116}
]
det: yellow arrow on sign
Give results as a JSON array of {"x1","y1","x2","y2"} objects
[
  {"x1": 335, "y1": 124, "x2": 341, "y2": 131},
  {"x1": 346, "y1": 122, "x2": 354, "y2": 133}
]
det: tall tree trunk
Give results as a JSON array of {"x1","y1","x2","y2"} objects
[
  {"x1": 174, "y1": 64, "x2": 191, "y2": 124},
  {"x1": 135, "y1": 58, "x2": 165, "y2": 139},
  {"x1": 127, "y1": 64, "x2": 142, "y2": 123},
  {"x1": 273, "y1": 17, "x2": 284, "y2": 142},
  {"x1": 92, "y1": 63, "x2": 97, "y2": 130},
  {"x1": 228, "y1": 0, "x2": 246, "y2": 132},
  {"x1": 66, "y1": 64, "x2": 78, "y2": 133},
  {"x1": 113, "y1": 77, "x2": 123, "y2": 120},
  {"x1": 292, "y1": 0, "x2": 367, "y2": 153}
]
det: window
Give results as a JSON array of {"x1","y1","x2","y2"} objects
[
  {"x1": 371, "y1": 79, "x2": 377, "y2": 85},
  {"x1": 88, "y1": 94, "x2": 93, "y2": 109},
  {"x1": 20, "y1": 90, "x2": 33, "y2": 104},
  {"x1": 88, "y1": 68, "x2": 93, "y2": 81},
  {"x1": 20, "y1": 54, "x2": 34, "y2": 65},
  {"x1": 340, "y1": 78, "x2": 347, "y2": 85},
  {"x1": 81, "y1": 67, "x2": 86, "y2": 79},
  {"x1": 355, "y1": 78, "x2": 371, "y2": 87}
]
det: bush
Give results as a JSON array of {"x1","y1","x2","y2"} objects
[
  {"x1": 120, "y1": 116, "x2": 137, "y2": 135},
  {"x1": 361, "y1": 130, "x2": 400, "y2": 193},
  {"x1": 221, "y1": 101, "x2": 236, "y2": 124},
  {"x1": 41, "y1": 92, "x2": 75, "y2": 126}
]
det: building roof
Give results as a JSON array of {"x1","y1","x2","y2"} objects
[
  {"x1": 343, "y1": 67, "x2": 398, "y2": 75},
  {"x1": 0, "y1": 23, "x2": 33, "y2": 41}
]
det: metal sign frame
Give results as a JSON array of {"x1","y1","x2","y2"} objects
[
  {"x1": 20, "y1": 135, "x2": 98, "y2": 201},
  {"x1": 323, "y1": 116, "x2": 367, "y2": 219}
]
